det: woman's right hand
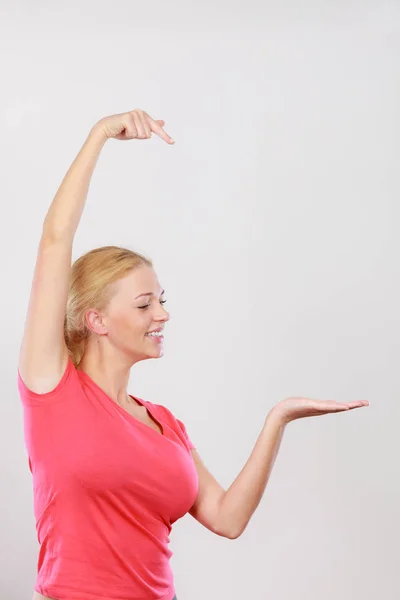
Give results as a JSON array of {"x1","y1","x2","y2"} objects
[{"x1": 94, "y1": 109, "x2": 175, "y2": 144}]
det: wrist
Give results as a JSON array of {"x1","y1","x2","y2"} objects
[
  {"x1": 88, "y1": 122, "x2": 109, "y2": 145},
  {"x1": 267, "y1": 405, "x2": 291, "y2": 427}
]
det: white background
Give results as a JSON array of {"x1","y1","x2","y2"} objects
[{"x1": 1, "y1": 1, "x2": 398, "y2": 598}]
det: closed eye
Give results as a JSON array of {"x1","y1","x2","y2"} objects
[{"x1": 138, "y1": 299, "x2": 167, "y2": 310}]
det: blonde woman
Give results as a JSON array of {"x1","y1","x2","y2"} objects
[{"x1": 17, "y1": 108, "x2": 369, "y2": 600}]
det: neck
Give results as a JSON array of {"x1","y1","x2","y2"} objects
[{"x1": 78, "y1": 341, "x2": 133, "y2": 407}]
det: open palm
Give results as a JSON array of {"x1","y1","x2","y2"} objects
[{"x1": 275, "y1": 396, "x2": 369, "y2": 424}]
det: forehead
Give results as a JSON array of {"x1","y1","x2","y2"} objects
[{"x1": 115, "y1": 266, "x2": 162, "y2": 296}]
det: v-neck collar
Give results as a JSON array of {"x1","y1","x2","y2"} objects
[{"x1": 77, "y1": 367, "x2": 165, "y2": 437}]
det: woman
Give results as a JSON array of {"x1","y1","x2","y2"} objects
[{"x1": 17, "y1": 108, "x2": 369, "y2": 600}]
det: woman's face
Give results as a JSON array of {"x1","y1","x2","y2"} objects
[{"x1": 93, "y1": 265, "x2": 170, "y2": 362}]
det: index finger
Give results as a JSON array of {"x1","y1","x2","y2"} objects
[{"x1": 145, "y1": 114, "x2": 175, "y2": 144}]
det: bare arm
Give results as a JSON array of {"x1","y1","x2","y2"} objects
[
  {"x1": 215, "y1": 409, "x2": 286, "y2": 539},
  {"x1": 42, "y1": 126, "x2": 107, "y2": 240},
  {"x1": 190, "y1": 398, "x2": 368, "y2": 539},
  {"x1": 18, "y1": 127, "x2": 108, "y2": 391},
  {"x1": 18, "y1": 109, "x2": 173, "y2": 393},
  {"x1": 189, "y1": 409, "x2": 286, "y2": 539}
]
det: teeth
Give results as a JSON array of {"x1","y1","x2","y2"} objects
[{"x1": 147, "y1": 331, "x2": 163, "y2": 337}]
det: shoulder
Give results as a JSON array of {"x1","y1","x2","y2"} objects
[
  {"x1": 144, "y1": 400, "x2": 188, "y2": 434},
  {"x1": 145, "y1": 400, "x2": 195, "y2": 450},
  {"x1": 145, "y1": 400, "x2": 177, "y2": 424}
]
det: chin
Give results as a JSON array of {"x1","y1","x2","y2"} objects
[
  {"x1": 131, "y1": 338, "x2": 166, "y2": 361},
  {"x1": 141, "y1": 348, "x2": 165, "y2": 361},
  {"x1": 149, "y1": 349, "x2": 164, "y2": 359}
]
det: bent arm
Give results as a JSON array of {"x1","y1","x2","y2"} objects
[
  {"x1": 189, "y1": 409, "x2": 287, "y2": 539},
  {"x1": 217, "y1": 408, "x2": 286, "y2": 539}
]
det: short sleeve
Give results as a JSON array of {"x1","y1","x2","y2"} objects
[
  {"x1": 176, "y1": 418, "x2": 195, "y2": 450},
  {"x1": 130, "y1": 400, "x2": 196, "y2": 453},
  {"x1": 17, "y1": 356, "x2": 76, "y2": 407}
]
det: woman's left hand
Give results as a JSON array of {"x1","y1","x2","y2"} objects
[{"x1": 272, "y1": 396, "x2": 370, "y2": 425}]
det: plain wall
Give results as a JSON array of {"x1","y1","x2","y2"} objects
[{"x1": 0, "y1": 1, "x2": 398, "y2": 598}]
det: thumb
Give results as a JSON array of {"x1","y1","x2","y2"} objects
[{"x1": 155, "y1": 120, "x2": 165, "y2": 127}]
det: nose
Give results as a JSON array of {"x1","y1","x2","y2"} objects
[{"x1": 155, "y1": 304, "x2": 170, "y2": 323}]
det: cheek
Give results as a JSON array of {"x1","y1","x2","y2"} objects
[
  {"x1": 107, "y1": 311, "x2": 143, "y2": 339},
  {"x1": 122, "y1": 311, "x2": 150, "y2": 338},
  {"x1": 107, "y1": 306, "x2": 152, "y2": 341}
]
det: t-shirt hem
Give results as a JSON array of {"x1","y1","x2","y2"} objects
[{"x1": 35, "y1": 583, "x2": 177, "y2": 600}]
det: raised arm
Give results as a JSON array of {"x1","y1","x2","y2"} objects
[{"x1": 18, "y1": 109, "x2": 174, "y2": 394}]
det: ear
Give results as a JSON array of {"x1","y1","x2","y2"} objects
[{"x1": 85, "y1": 309, "x2": 108, "y2": 335}]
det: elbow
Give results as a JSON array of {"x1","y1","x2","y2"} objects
[
  {"x1": 214, "y1": 501, "x2": 246, "y2": 539},
  {"x1": 226, "y1": 531, "x2": 241, "y2": 540},
  {"x1": 218, "y1": 524, "x2": 244, "y2": 540},
  {"x1": 225, "y1": 529, "x2": 243, "y2": 540}
]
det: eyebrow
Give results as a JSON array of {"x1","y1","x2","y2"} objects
[{"x1": 135, "y1": 289, "x2": 165, "y2": 300}]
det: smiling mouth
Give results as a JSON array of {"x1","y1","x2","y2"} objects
[{"x1": 145, "y1": 331, "x2": 164, "y2": 339}]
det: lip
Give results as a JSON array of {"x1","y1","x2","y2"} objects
[
  {"x1": 146, "y1": 328, "x2": 164, "y2": 334},
  {"x1": 145, "y1": 331, "x2": 164, "y2": 344}
]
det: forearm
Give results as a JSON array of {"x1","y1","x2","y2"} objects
[
  {"x1": 42, "y1": 124, "x2": 107, "y2": 240},
  {"x1": 218, "y1": 408, "x2": 287, "y2": 539}
]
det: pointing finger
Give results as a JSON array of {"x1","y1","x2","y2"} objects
[{"x1": 145, "y1": 115, "x2": 175, "y2": 144}]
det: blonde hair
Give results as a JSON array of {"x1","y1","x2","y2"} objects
[{"x1": 64, "y1": 245, "x2": 152, "y2": 367}]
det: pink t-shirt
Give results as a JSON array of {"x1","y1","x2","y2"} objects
[{"x1": 17, "y1": 357, "x2": 198, "y2": 600}]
